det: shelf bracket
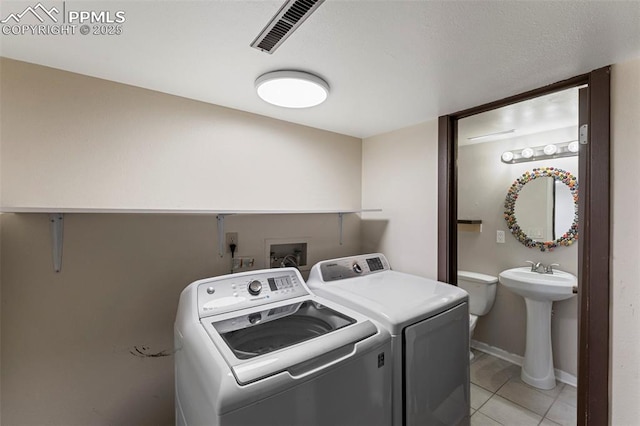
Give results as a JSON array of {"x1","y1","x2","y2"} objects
[
  {"x1": 217, "y1": 214, "x2": 226, "y2": 257},
  {"x1": 338, "y1": 213, "x2": 344, "y2": 245},
  {"x1": 49, "y1": 213, "x2": 64, "y2": 273}
]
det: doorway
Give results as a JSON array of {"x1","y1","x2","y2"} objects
[{"x1": 437, "y1": 67, "x2": 610, "y2": 425}]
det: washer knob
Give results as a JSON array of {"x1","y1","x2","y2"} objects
[
  {"x1": 248, "y1": 280, "x2": 262, "y2": 296},
  {"x1": 353, "y1": 262, "x2": 363, "y2": 274},
  {"x1": 248, "y1": 313, "x2": 262, "y2": 324}
]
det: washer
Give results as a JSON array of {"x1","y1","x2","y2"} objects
[
  {"x1": 174, "y1": 267, "x2": 392, "y2": 426},
  {"x1": 307, "y1": 254, "x2": 470, "y2": 426}
]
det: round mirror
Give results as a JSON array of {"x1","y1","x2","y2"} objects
[{"x1": 504, "y1": 167, "x2": 578, "y2": 251}]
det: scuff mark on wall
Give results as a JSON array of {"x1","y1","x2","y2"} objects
[{"x1": 130, "y1": 345, "x2": 174, "y2": 358}]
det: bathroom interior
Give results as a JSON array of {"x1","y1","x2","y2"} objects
[{"x1": 457, "y1": 87, "x2": 580, "y2": 425}]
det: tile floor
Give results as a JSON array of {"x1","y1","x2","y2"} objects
[{"x1": 470, "y1": 350, "x2": 577, "y2": 426}]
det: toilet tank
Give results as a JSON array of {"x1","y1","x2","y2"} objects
[{"x1": 457, "y1": 271, "x2": 497, "y2": 316}]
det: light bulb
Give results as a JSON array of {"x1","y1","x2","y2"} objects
[
  {"x1": 543, "y1": 144, "x2": 558, "y2": 155},
  {"x1": 501, "y1": 151, "x2": 514, "y2": 162},
  {"x1": 521, "y1": 147, "x2": 534, "y2": 159},
  {"x1": 568, "y1": 141, "x2": 579, "y2": 153}
]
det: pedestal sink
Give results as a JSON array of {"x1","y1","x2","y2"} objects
[{"x1": 499, "y1": 267, "x2": 577, "y2": 390}]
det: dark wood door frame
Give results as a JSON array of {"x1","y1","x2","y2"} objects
[{"x1": 438, "y1": 67, "x2": 611, "y2": 425}]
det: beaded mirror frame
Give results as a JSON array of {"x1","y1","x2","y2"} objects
[{"x1": 504, "y1": 167, "x2": 578, "y2": 251}]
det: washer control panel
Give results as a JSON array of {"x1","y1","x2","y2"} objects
[
  {"x1": 197, "y1": 269, "x2": 308, "y2": 318},
  {"x1": 318, "y1": 254, "x2": 390, "y2": 282}
]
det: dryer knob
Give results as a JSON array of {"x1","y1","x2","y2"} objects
[
  {"x1": 353, "y1": 262, "x2": 363, "y2": 274},
  {"x1": 248, "y1": 280, "x2": 262, "y2": 295}
]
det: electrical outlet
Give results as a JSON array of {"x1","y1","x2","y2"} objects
[
  {"x1": 496, "y1": 230, "x2": 505, "y2": 244},
  {"x1": 226, "y1": 232, "x2": 238, "y2": 253}
]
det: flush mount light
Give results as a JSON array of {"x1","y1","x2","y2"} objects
[{"x1": 255, "y1": 71, "x2": 329, "y2": 108}]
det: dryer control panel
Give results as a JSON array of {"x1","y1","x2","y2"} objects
[
  {"x1": 196, "y1": 268, "x2": 309, "y2": 318},
  {"x1": 311, "y1": 253, "x2": 390, "y2": 283}
]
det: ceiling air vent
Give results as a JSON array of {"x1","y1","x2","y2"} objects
[{"x1": 251, "y1": 0, "x2": 326, "y2": 54}]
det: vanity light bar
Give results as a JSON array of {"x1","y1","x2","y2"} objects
[{"x1": 501, "y1": 140, "x2": 579, "y2": 164}]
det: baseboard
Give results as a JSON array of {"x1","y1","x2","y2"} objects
[
  {"x1": 471, "y1": 339, "x2": 577, "y2": 387},
  {"x1": 553, "y1": 368, "x2": 577, "y2": 388}
]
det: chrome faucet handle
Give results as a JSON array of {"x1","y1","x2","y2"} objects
[
  {"x1": 525, "y1": 260, "x2": 540, "y2": 272},
  {"x1": 545, "y1": 263, "x2": 560, "y2": 274}
]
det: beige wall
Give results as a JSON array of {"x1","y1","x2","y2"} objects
[
  {"x1": 458, "y1": 128, "x2": 579, "y2": 377},
  {"x1": 361, "y1": 120, "x2": 439, "y2": 278},
  {"x1": 611, "y1": 57, "x2": 640, "y2": 425},
  {"x1": 0, "y1": 59, "x2": 362, "y2": 212},
  {"x1": 0, "y1": 213, "x2": 362, "y2": 425},
  {"x1": 0, "y1": 59, "x2": 365, "y2": 425}
]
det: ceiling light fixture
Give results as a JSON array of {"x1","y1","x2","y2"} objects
[{"x1": 255, "y1": 71, "x2": 329, "y2": 108}]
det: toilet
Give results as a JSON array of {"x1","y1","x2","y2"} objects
[{"x1": 457, "y1": 270, "x2": 498, "y2": 360}]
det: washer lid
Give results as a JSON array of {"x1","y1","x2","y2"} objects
[
  {"x1": 308, "y1": 269, "x2": 468, "y2": 334},
  {"x1": 214, "y1": 300, "x2": 355, "y2": 359},
  {"x1": 201, "y1": 298, "x2": 380, "y2": 385}
]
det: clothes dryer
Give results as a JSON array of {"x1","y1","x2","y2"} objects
[{"x1": 307, "y1": 254, "x2": 470, "y2": 426}]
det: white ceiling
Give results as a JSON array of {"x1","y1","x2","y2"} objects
[
  {"x1": 1, "y1": 1, "x2": 639, "y2": 138},
  {"x1": 458, "y1": 86, "x2": 579, "y2": 145}
]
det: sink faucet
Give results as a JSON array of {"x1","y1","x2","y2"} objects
[
  {"x1": 544, "y1": 263, "x2": 560, "y2": 274},
  {"x1": 525, "y1": 261, "x2": 560, "y2": 274},
  {"x1": 525, "y1": 261, "x2": 543, "y2": 272}
]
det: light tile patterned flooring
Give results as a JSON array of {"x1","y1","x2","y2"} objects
[{"x1": 470, "y1": 350, "x2": 577, "y2": 426}]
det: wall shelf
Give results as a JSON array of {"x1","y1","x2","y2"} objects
[
  {"x1": 458, "y1": 219, "x2": 482, "y2": 233},
  {"x1": 1, "y1": 207, "x2": 382, "y2": 272},
  {"x1": 0, "y1": 207, "x2": 381, "y2": 215}
]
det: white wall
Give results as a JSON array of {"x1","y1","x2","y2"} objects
[
  {"x1": 610, "y1": 57, "x2": 640, "y2": 425},
  {"x1": 0, "y1": 58, "x2": 362, "y2": 212},
  {"x1": 458, "y1": 128, "x2": 579, "y2": 377},
  {"x1": 361, "y1": 120, "x2": 439, "y2": 278}
]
